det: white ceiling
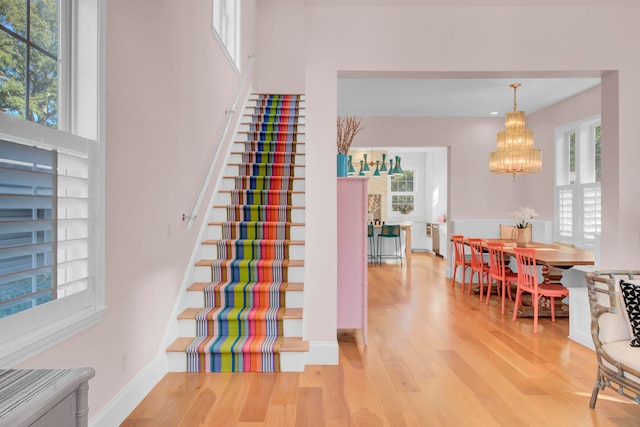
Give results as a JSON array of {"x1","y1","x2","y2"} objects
[{"x1": 337, "y1": 77, "x2": 601, "y2": 118}]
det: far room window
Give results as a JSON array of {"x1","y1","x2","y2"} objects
[
  {"x1": 554, "y1": 116, "x2": 601, "y2": 248},
  {"x1": 212, "y1": 0, "x2": 240, "y2": 71},
  {"x1": 390, "y1": 169, "x2": 415, "y2": 215}
]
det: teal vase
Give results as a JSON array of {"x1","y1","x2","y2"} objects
[{"x1": 337, "y1": 154, "x2": 348, "y2": 177}]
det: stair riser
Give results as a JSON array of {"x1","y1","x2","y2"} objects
[
  {"x1": 185, "y1": 289, "x2": 303, "y2": 309},
  {"x1": 237, "y1": 133, "x2": 306, "y2": 143},
  {"x1": 167, "y1": 350, "x2": 305, "y2": 373},
  {"x1": 247, "y1": 98, "x2": 306, "y2": 108},
  {"x1": 224, "y1": 165, "x2": 305, "y2": 178},
  {"x1": 214, "y1": 192, "x2": 305, "y2": 206},
  {"x1": 238, "y1": 123, "x2": 306, "y2": 133},
  {"x1": 220, "y1": 177, "x2": 305, "y2": 191},
  {"x1": 177, "y1": 318, "x2": 302, "y2": 338},
  {"x1": 201, "y1": 244, "x2": 305, "y2": 260},
  {"x1": 211, "y1": 207, "x2": 305, "y2": 222},
  {"x1": 233, "y1": 141, "x2": 306, "y2": 154},
  {"x1": 194, "y1": 265, "x2": 305, "y2": 282},
  {"x1": 206, "y1": 224, "x2": 305, "y2": 240},
  {"x1": 228, "y1": 153, "x2": 305, "y2": 165}
]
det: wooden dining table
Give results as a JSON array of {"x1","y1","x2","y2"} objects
[{"x1": 469, "y1": 239, "x2": 595, "y2": 318}]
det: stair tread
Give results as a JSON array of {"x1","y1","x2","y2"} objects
[
  {"x1": 229, "y1": 162, "x2": 305, "y2": 167},
  {"x1": 232, "y1": 150, "x2": 305, "y2": 154},
  {"x1": 167, "y1": 336, "x2": 309, "y2": 353},
  {"x1": 208, "y1": 221, "x2": 305, "y2": 226},
  {"x1": 187, "y1": 281, "x2": 304, "y2": 292},
  {"x1": 213, "y1": 205, "x2": 305, "y2": 209},
  {"x1": 178, "y1": 307, "x2": 302, "y2": 320},
  {"x1": 202, "y1": 239, "x2": 305, "y2": 245},
  {"x1": 195, "y1": 259, "x2": 304, "y2": 267},
  {"x1": 219, "y1": 189, "x2": 304, "y2": 194}
]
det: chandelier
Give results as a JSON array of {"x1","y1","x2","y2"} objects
[
  {"x1": 489, "y1": 83, "x2": 542, "y2": 179},
  {"x1": 347, "y1": 150, "x2": 403, "y2": 177}
]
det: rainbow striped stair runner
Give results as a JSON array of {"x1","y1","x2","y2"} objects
[{"x1": 167, "y1": 94, "x2": 308, "y2": 372}]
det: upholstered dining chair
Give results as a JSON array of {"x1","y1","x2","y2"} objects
[
  {"x1": 486, "y1": 242, "x2": 517, "y2": 314},
  {"x1": 469, "y1": 238, "x2": 491, "y2": 301},
  {"x1": 377, "y1": 224, "x2": 402, "y2": 266},
  {"x1": 451, "y1": 235, "x2": 472, "y2": 292},
  {"x1": 512, "y1": 247, "x2": 569, "y2": 333}
]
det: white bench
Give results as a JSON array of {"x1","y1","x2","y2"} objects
[{"x1": 585, "y1": 270, "x2": 640, "y2": 407}]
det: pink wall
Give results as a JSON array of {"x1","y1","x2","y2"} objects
[
  {"x1": 13, "y1": 1, "x2": 640, "y2": 419},
  {"x1": 297, "y1": 4, "x2": 640, "y2": 350},
  {"x1": 255, "y1": 0, "x2": 306, "y2": 94},
  {"x1": 18, "y1": 0, "x2": 259, "y2": 416},
  {"x1": 352, "y1": 86, "x2": 602, "y2": 223}
]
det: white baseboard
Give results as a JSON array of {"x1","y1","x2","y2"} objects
[
  {"x1": 89, "y1": 354, "x2": 167, "y2": 427},
  {"x1": 306, "y1": 340, "x2": 339, "y2": 365}
]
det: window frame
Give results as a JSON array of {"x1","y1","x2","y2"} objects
[
  {"x1": 554, "y1": 115, "x2": 601, "y2": 249},
  {"x1": 389, "y1": 168, "x2": 417, "y2": 219},
  {"x1": 0, "y1": 0, "x2": 69, "y2": 129},
  {"x1": 211, "y1": 0, "x2": 241, "y2": 74},
  {"x1": 0, "y1": 0, "x2": 105, "y2": 367}
]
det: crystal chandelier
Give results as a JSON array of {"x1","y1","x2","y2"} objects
[{"x1": 489, "y1": 83, "x2": 542, "y2": 179}]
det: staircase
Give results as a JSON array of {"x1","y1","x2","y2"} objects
[{"x1": 167, "y1": 94, "x2": 308, "y2": 372}]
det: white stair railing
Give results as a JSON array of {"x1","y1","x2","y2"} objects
[{"x1": 182, "y1": 54, "x2": 255, "y2": 229}]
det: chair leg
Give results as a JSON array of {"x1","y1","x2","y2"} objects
[
  {"x1": 451, "y1": 265, "x2": 457, "y2": 287},
  {"x1": 550, "y1": 296, "x2": 556, "y2": 322},
  {"x1": 589, "y1": 378, "x2": 601, "y2": 408},
  {"x1": 512, "y1": 289, "x2": 522, "y2": 321},
  {"x1": 533, "y1": 294, "x2": 540, "y2": 334}
]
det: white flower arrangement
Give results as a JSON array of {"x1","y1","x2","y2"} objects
[{"x1": 509, "y1": 206, "x2": 538, "y2": 229}]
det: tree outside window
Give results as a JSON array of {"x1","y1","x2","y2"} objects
[{"x1": 0, "y1": 0, "x2": 59, "y2": 128}]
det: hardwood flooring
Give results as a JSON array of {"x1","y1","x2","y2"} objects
[{"x1": 121, "y1": 253, "x2": 640, "y2": 426}]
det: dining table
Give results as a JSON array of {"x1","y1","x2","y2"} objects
[{"x1": 470, "y1": 239, "x2": 595, "y2": 318}]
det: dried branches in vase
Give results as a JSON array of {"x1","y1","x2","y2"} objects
[{"x1": 337, "y1": 116, "x2": 364, "y2": 154}]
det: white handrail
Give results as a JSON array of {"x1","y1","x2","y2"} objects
[{"x1": 183, "y1": 54, "x2": 255, "y2": 229}]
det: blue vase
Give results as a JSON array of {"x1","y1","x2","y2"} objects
[{"x1": 337, "y1": 153, "x2": 348, "y2": 177}]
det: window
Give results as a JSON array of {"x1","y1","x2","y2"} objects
[
  {"x1": 554, "y1": 117, "x2": 601, "y2": 248},
  {"x1": 0, "y1": 139, "x2": 56, "y2": 319},
  {"x1": 390, "y1": 170, "x2": 415, "y2": 215},
  {"x1": 0, "y1": 0, "x2": 104, "y2": 366},
  {"x1": 212, "y1": 0, "x2": 240, "y2": 71},
  {"x1": 0, "y1": 0, "x2": 65, "y2": 129}
]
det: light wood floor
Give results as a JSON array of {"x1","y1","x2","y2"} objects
[{"x1": 122, "y1": 253, "x2": 640, "y2": 426}]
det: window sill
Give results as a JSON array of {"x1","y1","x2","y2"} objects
[{"x1": 1, "y1": 304, "x2": 107, "y2": 367}]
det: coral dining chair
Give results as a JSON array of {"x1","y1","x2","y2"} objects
[
  {"x1": 512, "y1": 247, "x2": 569, "y2": 333},
  {"x1": 469, "y1": 238, "x2": 491, "y2": 301},
  {"x1": 451, "y1": 235, "x2": 472, "y2": 292},
  {"x1": 486, "y1": 242, "x2": 517, "y2": 314}
]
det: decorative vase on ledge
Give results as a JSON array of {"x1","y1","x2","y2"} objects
[
  {"x1": 337, "y1": 153, "x2": 348, "y2": 177},
  {"x1": 515, "y1": 227, "x2": 529, "y2": 247}
]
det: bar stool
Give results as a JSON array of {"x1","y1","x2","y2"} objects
[
  {"x1": 367, "y1": 224, "x2": 376, "y2": 263},
  {"x1": 377, "y1": 224, "x2": 402, "y2": 266}
]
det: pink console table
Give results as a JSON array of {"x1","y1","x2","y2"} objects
[{"x1": 337, "y1": 177, "x2": 368, "y2": 345}]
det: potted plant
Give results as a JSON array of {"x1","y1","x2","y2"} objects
[{"x1": 509, "y1": 206, "x2": 538, "y2": 247}]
